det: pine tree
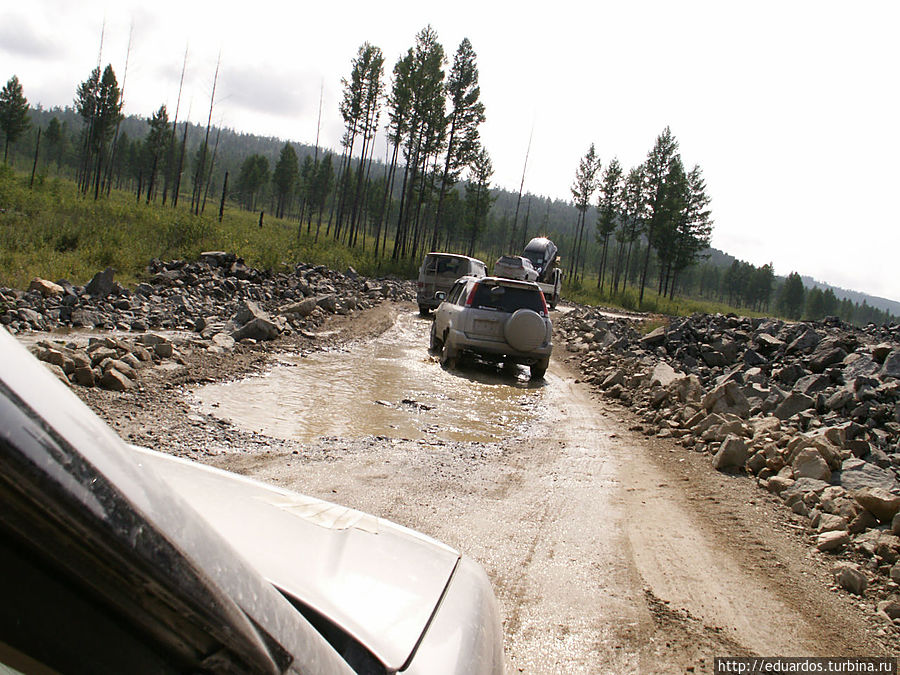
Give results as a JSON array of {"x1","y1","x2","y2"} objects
[
  {"x1": 667, "y1": 163, "x2": 713, "y2": 299},
  {"x1": 272, "y1": 143, "x2": 299, "y2": 219},
  {"x1": 0, "y1": 76, "x2": 30, "y2": 163},
  {"x1": 613, "y1": 165, "x2": 646, "y2": 293},
  {"x1": 74, "y1": 65, "x2": 122, "y2": 197},
  {"x1": 431, "y1": 37, "x2": 486, "y2": 251},
  {"x1": 144, "y1": 104, "x2": 169, "y2": 203},
  {"x1": 464, "y1": 144, "x2": 494, "y2": 256},
  {"x1": 569, "y1": 144, "x2": 600, "y2": 282},
  {"x1": 778, "y1": 272, "x2": 805, "y2": 319},
  {"x1": 595, "y1": 157, "x2": 623, "y2": 293},
  {"x1": 639, "y1": 126, "x2": 679, "y2": 304}
]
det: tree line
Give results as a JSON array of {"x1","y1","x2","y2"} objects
[
  {"x1": 1, "y1": 45, "x2": 897, "y2": 326},
  {"x1": 567, "y1": 127, "x2": 713, "y2": 307}
]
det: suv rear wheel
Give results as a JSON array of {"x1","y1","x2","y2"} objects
[{"x1": 530, "y1": 356, "x2": 550, "y2": 380}]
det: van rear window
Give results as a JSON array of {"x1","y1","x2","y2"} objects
[
  {"x1": 424, "y1": 256, "x2": 465, "y2": 276},
  {"x1": 470, "y1": 284, "x2": 544, "y2": 313}
]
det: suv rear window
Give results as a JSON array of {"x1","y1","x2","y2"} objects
[{"x1": 469, "y1": 283, "x2": 544, "y2": 313}]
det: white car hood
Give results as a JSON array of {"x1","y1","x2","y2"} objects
[{"x1": 132, "y1": 446, "x2": 460, "y2": 672}]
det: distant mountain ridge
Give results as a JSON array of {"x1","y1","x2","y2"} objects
[
  {"x1": 799, "y1": 276, "x2": 900, "y2": 317},
  {"x1": 701, "y1": 245, "x2": 898, "y2": 316}
]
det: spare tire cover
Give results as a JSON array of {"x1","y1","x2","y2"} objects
[{"x1": 505, "y1": 309, "x2": 546, "y2": 352}]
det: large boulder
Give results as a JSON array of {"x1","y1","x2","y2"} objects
[
  {"x1": 231, "y1": 301, "x2": 282, "y2": 342},
  {"x1": 29, "y1": 277, "x2": 64, "y2": 297},
  {"x1": 649, "y1": 362, "x2": 682, "y2": 388},
  {"x1": 835, "y1": 458, "x2": 900, "y2": 493},
  {"x1": 712, "y1": 435, "x2": 749, "y2": 472},
  {"x1": 232, "y1": 317, "x2": 281, "y2": 342},
  {"x1": 773, "y1": 392, "x2": 815, "y2": 420},
  {"x1": 853, "y1": 488, "x2": 900, "y2": 523},
  {"x1": 84, "y1": 267, "x2": 117, "y2": 298},
  {"x1": 792, "y1": 447, "x2": 832, "y2": 481}
]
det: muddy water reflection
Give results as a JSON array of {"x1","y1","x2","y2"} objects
[{"x1": 193, "y1": 312, "x2": 544, "y2": 443}]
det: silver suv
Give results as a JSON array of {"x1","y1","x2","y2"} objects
[{"x1": 430, "y1": 275, "x2": 552, "y2": 379}]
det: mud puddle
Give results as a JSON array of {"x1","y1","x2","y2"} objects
[{"x1": 193, "y1": 312, "x2": 546, "y2": 443}]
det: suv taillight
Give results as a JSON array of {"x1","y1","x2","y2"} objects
[
  {"x1": 464, "y1": 283, "x2": 479, "y2": 307},
  {"x1": 539, "y1": 290, "x2": 549, "y2": 316}
]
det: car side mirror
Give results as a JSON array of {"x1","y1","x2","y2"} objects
[{"x1": 435, "y1": 291, "x2": 446, "y2": 301}]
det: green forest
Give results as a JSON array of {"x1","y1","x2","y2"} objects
[{"x1": 0, "y1": 26, "x2": 896, "y2": 327}]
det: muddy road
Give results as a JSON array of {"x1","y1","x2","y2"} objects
[{"x1": 169, "y1": 305, "x2": 886, "y2": 673}]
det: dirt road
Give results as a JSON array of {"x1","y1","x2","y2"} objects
[{"x1": 177, "y1": 303, "x2": 891, "y2": 673}]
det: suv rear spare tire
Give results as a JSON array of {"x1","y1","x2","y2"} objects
[{"x1": 504, "y1": 309, "x2": 546, "y2": 352}]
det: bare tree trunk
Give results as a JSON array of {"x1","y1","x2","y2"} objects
[
  {"x1": 219, "y1": 171, "x2": 228, "y2": 222},
  {"x1": 163, "y1": 45, "x2": 188, "y2": 206},
  {"x1": 29, "y1": 128, "x2": 41, "y2": 188},
  {"x1": 192, "y1": 53, "x2": 219, "y2": 215}
]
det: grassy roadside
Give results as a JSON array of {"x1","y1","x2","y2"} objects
[
  {"x1": 2, "y1": 166, "x2": 769, "y2": 320},
  {"x1": 0, "y1": 166, "x2": 416, "y2": 290},
  {"x1": 563, "y1": 277, "x2": 770, "y2": 320}
]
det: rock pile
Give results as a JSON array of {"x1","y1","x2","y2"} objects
[
  {"x1": 2, "y1": 251, "x2": 415, "y2": 390},
  {"x1": 558, "y1": 308, "x2": 900, "y2": 614},
  {"x1": 33, "y1": 333, "x2": 178, "y2": 391}
]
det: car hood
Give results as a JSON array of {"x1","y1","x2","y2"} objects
[{"x1": 133, "y1": 446, "x2": 460, "y2": 672}]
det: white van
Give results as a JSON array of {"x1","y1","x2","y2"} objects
[{"x1": 416, "y1": 252, "x2": 487, "y2": 314}]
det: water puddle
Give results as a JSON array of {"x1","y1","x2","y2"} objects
[{"x1": 193, "y1": 312, "x2": 545, "y2": 443}]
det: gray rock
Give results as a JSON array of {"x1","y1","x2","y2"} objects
[
  {"x1": 879, "y1": 350, "x2": 900, "y2": 379},
  {"x1": 809, "y1": 347, "x2": 847, "y2": 373},
  {"x1": 232, "y1": 316, "x2": 280, "y2": 342},
  {"x1": 233, "y1": 300, "x2": 269, "y2": 326},
  {"x1": 754, "y1": 333, "x2": 785, "y2": 354},
  {"x1": 793, "y1": 447, "x2": 832, "y2": 481},
  {"x1": 833, "y1": 563, "x2": 867, "y2": 595},
  {"x1": 649, "y1": 362, "x2": 681, "y2": 388},
  {"x1": 815, "y1": 530, "x2": 849, "y2": 552},
  {"x1": 100, "y1": 368, "x2": 132, "y2": 391},
  {"x1": 70, "y1": 308, "x2": 98, "y2": 328},
  {"x1": 639, "y1": 326, "x2": 667, "y2": 347},
  {"x1": 843, "y1": 354, "x2": 880, "y2": 380},
  {"x1": 316, "y1": 295, "x2": 337, "y2": 313},
  {"x1": 702, "y1": 381, "x2": 751, "y2": 418},
  {"x1": 84, "y1": 267, "x2": 117, "y2": 298},
  {"x1": 281, "y1": 298, "x2": 318, "y2": 317},
  {"x1": 787, "y1": 328, "x2": 822, "y2": 354},
  {"x1": 836, "y1": 458, "x2": 900, "y2": 493},
  {"x1": 712, "y1": 434, "x2": 748, "y2": 471},
  {"x1": 853, "y1": 487, "x2": 900, "y2": 523},
  {"x1": 774, "y1": 392, "x2": 815, "y2": 420},
  {"x1": 794, "y1": 373, "x2": 831, "y2": 396}
]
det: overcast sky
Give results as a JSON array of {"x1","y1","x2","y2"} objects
[{"x1": 4, "y1": 1, "x2": 898, "y2": 302}]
